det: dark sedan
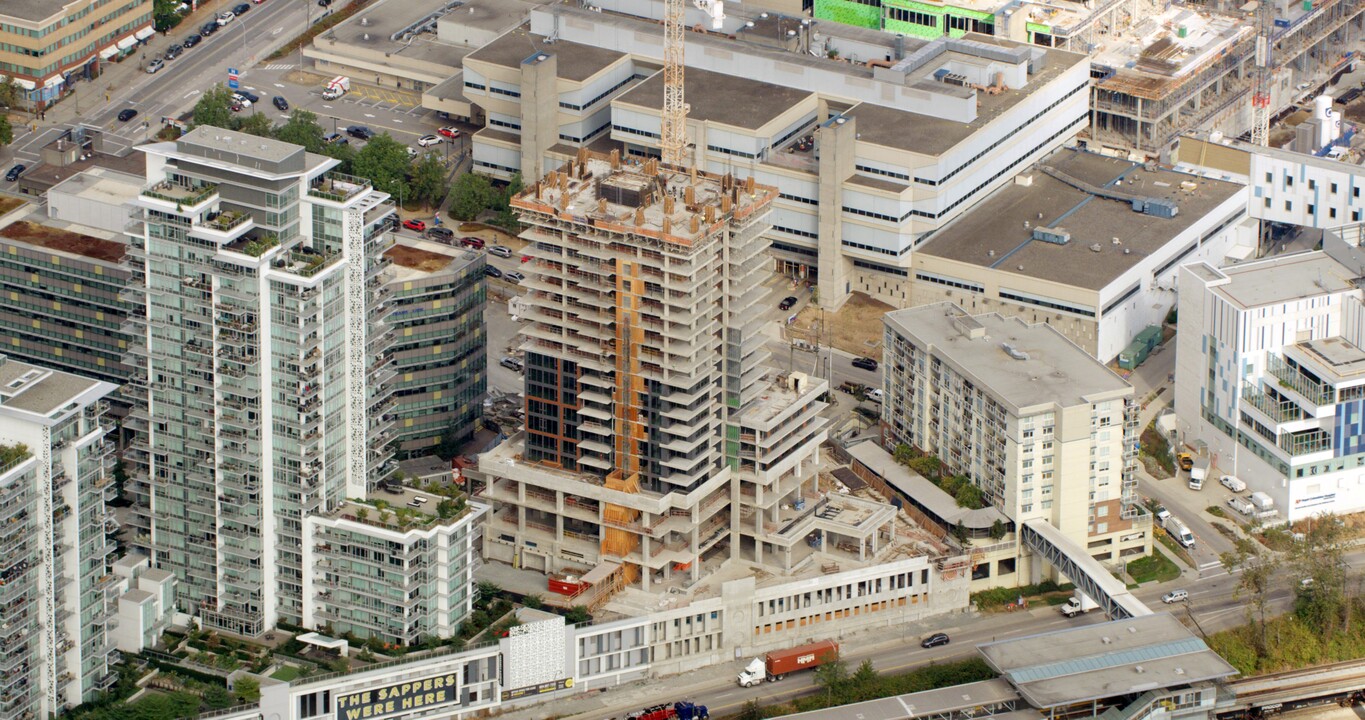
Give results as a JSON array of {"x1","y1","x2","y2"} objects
[
  {"x1": 851, "y1": 357, "x2": 879, "y2": 371},
  {"x1": 778, "y1": 295, "x2": 798, "y2": 311},
  {"x1": 4, "y1": 165, "x2": 24, "y2": 182},
  {"x1": 117, "y1": 108, "x2": 138, "y2": 122},
  {"x1": 182, "y1": 33, "x2": 202, "y2": 48},
  {"x1": 920, "y1": 633, "x2": 950, "y2": 648},
  {"x1": 273, "y1": 96, "x2": 289, "y2": 111}
]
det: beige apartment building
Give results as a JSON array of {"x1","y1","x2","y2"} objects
[{"x1": 0, "y1": 0, "x2": 153, "y2": 108}]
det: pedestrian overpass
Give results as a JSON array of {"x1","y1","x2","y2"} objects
[{"x1": 1020, "y1": 518, "x2": 1152, "y2": 619}]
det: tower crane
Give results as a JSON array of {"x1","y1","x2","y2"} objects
[
  {"x1": 662, "y1": 0, "x2": 725, "y2": 166},
  {"x1": 1250, "y1": 0, "x2": 1275, "y2": 146}
]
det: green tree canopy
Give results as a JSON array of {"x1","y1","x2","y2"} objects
[
  {"x1": 233, "y1": 676, "x2": 260, "y2": 704},
  {"x1": 411, "y1": 152, "x2": 448, "y2": 208},
  {"x1": 190, "y1": 85, "x2": 236, "y2": 130},
  {"x1": 448, "y1": 172, "x2": 494, "y2": 221},
  {"x1": 0, "y1": 116, "x2": 13, "y2": 146},
  {"x1": 322, "y1": 140, "x2": 356, "y2": 174},
  {"x1": 0, "y1": 79, "x2": 21, "y2": 110},
  {"x1": 352, "y1": 133, "x2": 412, "y2": 199},
  {"x1": 234, "y1": 111, "x2": 273, "y2": 138},
  {"x1": 274, "y1": 109, "x2": 326, "y2": 153}
]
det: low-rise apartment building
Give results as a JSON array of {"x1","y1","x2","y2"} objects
[{"x1": 0, "y1": 0, "x2": 154, "y2": 108}]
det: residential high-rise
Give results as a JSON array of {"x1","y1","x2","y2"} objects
[
  {"x1": 476, "y1": 150, "x2": 829, "y2": 591},
  {"x1": 0, "y1": 356, "x2": 119, "y2": 719},
  {"x1": 384, "y1": 238, "x2": 487, "y2": 456},
  {"x1": 122, "y1": 127, "x2": 399, "y2": 636},
  {"x1": 880, "y1": 303, "x2": 1151, "y2": 584}
]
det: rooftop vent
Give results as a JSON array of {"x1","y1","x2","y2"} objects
[
  {"x1": 1032, "y1": 226, "x2": 1070, "y2": 245},
  {"x1": 1135, "y1": 666, "x2": 1145, "y2": 674},
  {"x1": 1001, "y1": 343, "x2": 1029, "y2": 361},
  {"x1": 1090, "y1": 243, "x2": 1103, "y2": 253}
]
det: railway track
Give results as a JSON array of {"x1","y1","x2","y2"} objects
[{"x1": 1218, "y1": 658, "x2": 1365, "y2": 718}]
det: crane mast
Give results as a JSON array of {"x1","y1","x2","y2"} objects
[
  {"x1": 662, "y1": 0, "x2": 725, "y2": 166},
  {"x1": 1250, "y1": 1, "x2": 1274, "y2": 147}
]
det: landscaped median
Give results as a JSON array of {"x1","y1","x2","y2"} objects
[{"x1": 267, "y1": 0, "x2": 374, "y2": 60}]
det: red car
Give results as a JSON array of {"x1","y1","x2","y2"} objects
[
  {"x1": 402, "y1": 219, "x2": 426, "y2": 232},
  {"x1": 521, "y1": 255, "x2": 532, "y2": 263},
  {"x1": 437, "y1": 126, "x2": 461, "y2": 139}
]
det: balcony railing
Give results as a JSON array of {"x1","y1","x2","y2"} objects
[
  {"x1": 307, "y1": 172, "x2": 371, "y2": 203},
  {"x1": 1279, "y1": 429, "x2": 1333, "y2": 457},
  {"x1": 141, "y1": 180, "x2": 218, "y2": 206},
  {"x1": 1241, "y1": 385, "x2": 1305, "y2": 423},
  {"x1": 1268, "y1": 355, "x2": 1334, "y2": 406}
]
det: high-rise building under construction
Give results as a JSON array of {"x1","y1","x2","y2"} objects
[{"x1": 474, "y1": 150, "x2": 835, "y2": 593}]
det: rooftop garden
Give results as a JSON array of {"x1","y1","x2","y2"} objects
[
  {"x1": 308, "y1": 172, "x2": 372, "y2": 203},
  {"x1": 340, "y1": 493, "x2": 470, "y2": 532},
  {"x1": 226, "y1": 233, "x2": 279, "y2": 258},
  {"x1": 0, "y1": 442, "x2": 31, "y2": 469},
  {"x1": 204, "y1": 210, "x2": 250, "y2": 232},
  {"x1": 142, "y1": 180, "x2": 218, "y2": 207}
]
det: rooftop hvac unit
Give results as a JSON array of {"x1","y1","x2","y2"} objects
[{"x1": 1031, "y1": 226, "x2": 1071, "y2": 245}]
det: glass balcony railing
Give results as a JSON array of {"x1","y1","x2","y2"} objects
[
  {"x1": 1241, "y1": 385, "x2": 1306, "y2": 423},
  {"x1": 1279, "y1": 429, "x2": 1333, "y2": 457},
  {"x1": 1267, "y1": 355, "x2": 1334, "y2": 406}
]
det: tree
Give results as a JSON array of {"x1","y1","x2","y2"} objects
[
  {"x1": 203, "y1": 684, "x2": 234, "y2": 709},
  {"x1": 411, "y1": 153, "x2": 448, "y2": 208},
  {"x1": 191, "y1": 85, "x2": 236, "y2": 130},
  {"x1": 0, "y1": 116, "x2": 13, "y2": 146},
  {"x1": 233, "y1": 676, "x2": 261, "y2": 704},
  {"x1": 989, "y1": 518, "x2": 1007, "y2": 541},
  {"x1": 0, "y1": 77, "x2": 22, "y2": 110},
  {"x1": 522, "y1": 594, "x2": 544, "y2": 609},
  {"x1": 737, "y1": 700, "x2": 765, "y2": 720},
  {"x1": 1290, "y1": 515, "x2": 1349, "y2": 635},
  {"x1": 892, "y1": 443, "x2": 916, "y2": 465},
  {"x1": 153, "y1": 0, "x2": 187, "y2": 32},
  {"x1": 434, "y1": 420, "x2": 465, "y2": 460},
  {"x1": 951, "y1": 521, "x2": 970, "y2": 544},
  {"x1": 448, "y1": 172, "x2": 494, "y2": 221},
  {"x1": 1220, "y1": 540, "x2": 1280, "y2": 658},
  {"x1": 851, "y1": 658, "x2": 878, "y2": 690},
  {"x1": 234, "y1": 111, "x2": 274, "y2": 138},
  {"x1": 352, "y1": 132, "x2": 412, "y2": 199},
  {"x1": 274, "y1": 109, "x2": 326, "y2": 153},
  {"x1": 955, "y1": 482, "x2": 985, "y2": 510},
  {"x1": 813, "y1": 653, "x2": 848, "y2": 700},
  {"x1": 322, "y1": 141, "x2": 356, "y2": 173},
  {"x1": 564, "y1": 605, "x2": 591, "y2": 624}
]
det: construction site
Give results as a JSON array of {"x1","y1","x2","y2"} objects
[{"x1": 1083, "y1": 0, "x2": 1365, "y2": 157}]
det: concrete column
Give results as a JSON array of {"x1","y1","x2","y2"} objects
[
  {"x1": 817, "y1": 115, "x2": 857, "y2": 312},
  {"x1": 519, "y1": 51, "x2": 559, "y2": 184}
]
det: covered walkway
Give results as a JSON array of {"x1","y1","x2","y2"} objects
[{"x1": 1020, "y1": 519, "x2": 1151, "y2": 619}]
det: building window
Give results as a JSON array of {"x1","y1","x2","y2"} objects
[
  {"x1": 1309, "y1": 179, "x2": 1316, "y2": 190},
  {"x1": 1309, "y1": 204, "x2": 1315, "y2": 215},
  {"x1": 1285, "y1": 200, "x2": 1293, "y2": 211},
  {"x1": 1286, "y1": 175, "x2": 1294, "y2": 187},
  {"x1": 1264, "y1": 197, "x2": 1271, "y2": 208},
  {"x1": 1331, "y1": 208, "x2": 1338, "y2": 219},
  {"x1": 1332, "y1": 182, "x2": 1339, "y2": 194}
]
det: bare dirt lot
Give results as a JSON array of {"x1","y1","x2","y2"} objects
[{"x1": 789, "y1": 292, "x2": 893, "y2": 356}]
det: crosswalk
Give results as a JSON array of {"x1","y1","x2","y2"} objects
[{"x1": 262, "y1": 63, "x2": 295, "y2": 71}]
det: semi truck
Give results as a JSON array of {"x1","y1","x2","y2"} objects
[
  {"x1": 737, "y1": 639, "x2": 839, "y2": 687},
  {"x1": 322, "y1": 75, "x2": 350, "y2": 100},
  {"x1": 1164, "y1": 516, "x2": 1196, "y2": 548},
  {"x1": 627, "y1": 701, "x2": 709, "y2": 720},
  {"x1": 1059, "y1": 591, "x2": 1099, "y2": 617}
]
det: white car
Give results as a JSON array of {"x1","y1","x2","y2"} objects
[
  {"x1": 864, "y1": 388, "x2": 884, "y2": 403},
  {"x1": 489, "y1": 245, "x2": 513, "y2": 258},
  {"x1": 417, "y1": 134, "x2": 443, "y2": 147},
  {"x1": 217, "y1": 10, "x2": 235, "y2": 26},
  {"x1": 232, "y1": 94, "x2": 253, "y2": 107}
]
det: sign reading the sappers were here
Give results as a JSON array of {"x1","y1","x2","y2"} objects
[{"x1": 335, "y1": 672, "x2": 461, "y2": 720}]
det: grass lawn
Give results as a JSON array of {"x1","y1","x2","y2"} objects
[
  {"x1": 270, "y1": 665, "x2": 302, "y2": 682},
  {"x1": 1156, "y1": 530, "x2": 1195, "y2": 567},
  {"x1": 1126, "y1": 550, "x2": 1181, "y2": 584}
]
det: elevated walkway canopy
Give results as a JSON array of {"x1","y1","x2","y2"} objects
[{"x1": 1020, "y1": 518, "x2": 1151, "y2": 620}]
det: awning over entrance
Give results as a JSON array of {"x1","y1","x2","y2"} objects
[
  {"x1": 99, "y1": 46, "x2": 117, "y2": 60},
  {"x1": 43, "y1": 75, "x2": 63, "y2": 89},
  {"x1": 135, "y1": 27, "x2": 155, "y2": 41},
  {"x1": 116, "y1": 36, "x2": 136, "y2": 50},
  {"x1": 12, "y1": 77, "x2": 35, "y2": 90}
]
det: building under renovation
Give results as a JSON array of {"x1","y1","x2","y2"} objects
[
  {"x1": 817, "y1": 0, "x2": 1365, "y2": 157},
  {"x1": 473, "y1": 149, "x2": 858, "y2": 594}
]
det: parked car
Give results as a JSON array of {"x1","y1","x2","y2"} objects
[
  {"x1": 231, "y1": 94, "x2": 252, "y2": 108},
  {"x1": 234, "y1": 90, "x2": 259, "y2": 104},
  {"x1": 346, "y1": 125, "x2": 374, "y2": 140},
  {"x1": 229, "y1": 101, "x2": 244, "y2": 113},
  {"x1": 4, "y1": 165, "x2": 24, "y2": 182},
  {"x1": 272, "y1": 96, "x2": 289, "y2": 111},
  {"x1": 851, "y1": 357, "x2": 878, "y2": 371},
  {"x1": 864, "y1": 388, "x2": 884, "y2": 403},
  {"x1": 200, "y1": 21, "x2": 219, "y2": 36},
  {"x1": 145, "y1": 58, "x2": 165, "y2": 74},
  {"x1": 117, "y1": 108, "x2": 138, "y2": 122},
  {"x1": 216, "y1": 10, "x2": 235, "y2": 25},
  {"x1": 164, "y1": 44, "x2": 183, "y2": 60},
  {"x1": 1162, "y1": 590, "x2": 1189, "y2": 604},
  {"x1": 232, "y1": 3, "x2": 251, "y2": 15},
  {"x1": 778, "y1": 295, "x2": 797, "y2": 310},
  {"x1": 500, "y1": 356, "x2": 524, "y2": 372},
  {"x1": 318, "y1": 0, "x2": 332, "y2": 5},
  {"x1": 920, "y1": 633, "x2": 950, "y2": 648},
  {"x1": 323, "y1": 132, "x2": 348, "y2": 145},
  {"x1": 1220, "y1": 475, "x2": 1247, "y2": 493},
  {"x1": 426, "y1": 227, "x2": 455, "y2": 242},
  {"x1": 437, "y1": 126, "x2": 461, "y2": 139},
  {"x1": 402, "y1": 219, "x2": 427, "y2": 232},
  {"x1": 489, "y1": 245, "x2": 513, "y2": 258},
  {"x1": 460, "y1": 236, "x2": 485, "y2": 249},
  {"x1": 521, "y1": 255, "x2": 532, "y2": 263},
  {"x1": 417, "y1": 134, "x2": 443, "y2": 147},
  {"x1": 504, "y1": 271, "x2": 525, "y2": 283},
  {"x1": 484, "y1": 265, "x2": 504, "y2": 279},
  {"x1": 182, "y1": 34, "x2": 202, "y2": 48}
]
